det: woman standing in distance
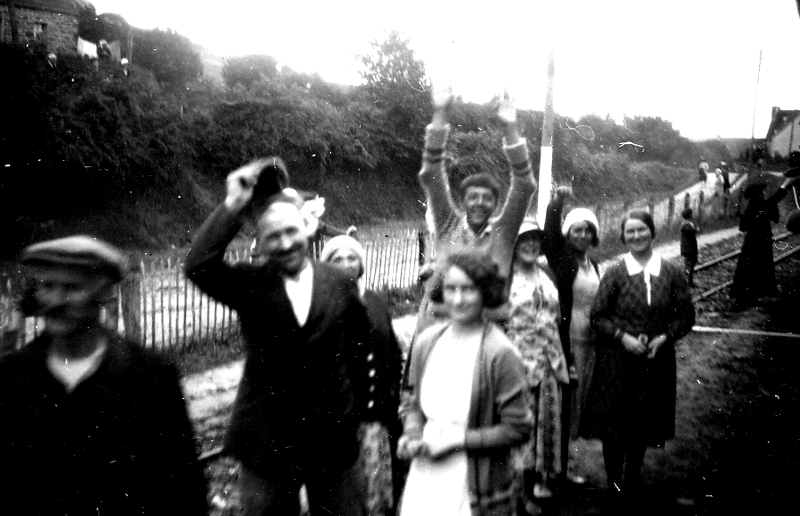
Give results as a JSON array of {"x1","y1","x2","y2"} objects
[
  {"x1": 321, "y1": 235, "x2": 404, "y2": 516},
  {"x1": 541, "y1": 186, "x2": 601, "y2": 483},
  {"x1": 582, "y1": 210, "x2": 694, "y2": 494},
  {"x1": 505, "y1": 219, "x2": 570, "y2": 507},
  {"x1": 398, "y1": 252, "x2": 531, "y2": 516}
]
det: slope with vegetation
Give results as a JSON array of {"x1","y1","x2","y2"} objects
[{"x1": 1, "y1": 10, "x2": 738, "y2": 261}]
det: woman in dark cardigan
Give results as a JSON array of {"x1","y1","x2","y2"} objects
[
  {"x1": 582, "y1": 210, "x2": 695, "y2": 494},
  {"x1": 541, "y1": 186, "x2": 601, "y2": 483}
]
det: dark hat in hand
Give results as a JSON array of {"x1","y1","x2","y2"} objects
[
  {"x1": 251, "y1": 157, "x2": 290, "y2": 214},
  {"x1": 21, "y1": 235, "x2": 127, "y2": 282}
]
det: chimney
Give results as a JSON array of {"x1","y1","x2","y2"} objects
[{"x1": 772, "y1": 106, "x2": 781, "y2": 118}]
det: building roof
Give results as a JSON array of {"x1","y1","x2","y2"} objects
[
  {"x1": 0, "y1": 0, "x2": 80, "y2": 16},
  {"x1": 766, "y1": 109, "x2": 800, "y2": 140}
]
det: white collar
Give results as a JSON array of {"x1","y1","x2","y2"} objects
[{"x1": 623, "y1": 252, "x2": 661, "y2": 277}]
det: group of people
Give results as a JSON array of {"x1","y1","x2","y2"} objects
[
  {"x1": 398, "y1": 87, "x2": 696, "y2": 516},
  {"x1": 697, "y1": 157, "x2": 732, "y2": 194},
  {"x1": 0, "y1": 85, "x2": 700, "y2": 516}
]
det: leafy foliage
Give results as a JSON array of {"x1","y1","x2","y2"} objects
[
  {"x1": 357, "y1": 31, "x2": 430, "y2": 134},
  {"x1": 132, "y1": 28, "x2": 202, "y2": 89},
  {"x1": 222, "y1": 54, "x2": 278, "y2": 90}
]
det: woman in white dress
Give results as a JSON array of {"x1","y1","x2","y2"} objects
[{"x1": 398, "y1": 252, "x2": 532, "y2": 516}]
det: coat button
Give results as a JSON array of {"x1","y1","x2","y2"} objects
[
  {"x1": 369, "y1": 385, "x2": 376, "y2": 392},
  {"x1": 367, "y1": 400, "x2": 375, "y2": 408},
  {"x1": 367, "y1": 353, "x2": 375, "y2": 362},
  {"x1": 368, "y1": 369, "x2": 376, "y2": 377}
]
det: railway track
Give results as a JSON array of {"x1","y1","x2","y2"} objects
[{"x1": 692, "y1": 231, "x2": 799, "y2": 303}]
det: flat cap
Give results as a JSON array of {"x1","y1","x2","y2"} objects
[{"x1": 21, "y1": 235, "x2": 127, "y2": 282}]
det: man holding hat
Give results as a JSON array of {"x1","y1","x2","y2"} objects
[
  {"x1": 185, "y1": 158, "x2": 370, "y2": 516},
  {"x1": 0, "y1": 235, "x2": 208, "y2": 516}
]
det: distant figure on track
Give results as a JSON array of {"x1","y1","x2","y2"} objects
[
  {"x1": 731, "y1": 174, "x2": 799, "y2": 308},
  {"x1": 680, "y1": 208, "x2": 699, "y2": 287},
  {"x1": 0, "y1": 236, "x2": 208, "y2": 516},
  {"x1": 697, "y1": 157, "x2": 710, "y2": 183},
  {"x1": 185, "y1": 158, "x2": 370, "y2": 516}
]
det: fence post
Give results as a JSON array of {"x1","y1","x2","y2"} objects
[
  {"x1": 667, "y1": 196, "x2": 675, "y2": 229},
  {"x1": 697, "y1": 191, "x2": 705, "y2": 226},
  {"x1": 418, "y1": 229, "x2": 426, "y2": 267}
]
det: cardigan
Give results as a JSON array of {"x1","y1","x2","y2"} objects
[
  {"x1": 404, "y1": 322, "x2": 532, "y2": 515},
  {"x1": 415, "y1": 124, "x2": 536, "y2": 334},
  {"x1": 0, "y1": 330, "x2": 208, "y2": 516},
  {"x1": 541, "y1": 195, "x2": 600, "y2": 367},
  {"x1": 185, "y1": 204, "x2": 371, "y2": 474}
]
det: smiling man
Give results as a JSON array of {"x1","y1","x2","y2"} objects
[
  {"x1": 414, "y1": 87, "x2": 536, "y2": 334},
  {"x1": 185, "y1": 158, "x2": 371, "y2": 516},
  {"x1": 0, "y1": 236, "x2": 208, "y2": 516}
]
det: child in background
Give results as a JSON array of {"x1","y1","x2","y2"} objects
[{"x1": 680, "y1": 208, "x2": 699, "y2": 287}]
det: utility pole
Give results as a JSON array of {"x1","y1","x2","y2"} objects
[
  {"x1": 750, "y1": 49, "x2": 762, "y2": 163},
  {"x1": 537, "y1": 50, "x2": 556, "y2": 223}
]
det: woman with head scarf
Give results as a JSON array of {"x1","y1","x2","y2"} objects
[
  {"x1": 541, "y1": 186, "x2": 601, "y2": 484},
  {"x1": 582, "y1": 210, "x2": 694, "y2": 497},
  {"x1": 398, "y1": 252, "x2": 531, "y2": 516},
  {"x1": 504, "y1": 218, "x2": 569, "y2": 509},
  {"x1": 320, "y1": 235, "x2": 404, "y2": 516}
]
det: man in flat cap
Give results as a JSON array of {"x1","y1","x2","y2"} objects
[
  {"x1": 185, "y1": 158, "x2": 370, "y2": 516},
  {"x1": 0, "y1": 235, "x2": 208, "y2": 516}
]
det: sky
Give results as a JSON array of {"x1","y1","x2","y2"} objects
[{"x1": 87, "y1": 0, "x2": 799, "y2": 140}]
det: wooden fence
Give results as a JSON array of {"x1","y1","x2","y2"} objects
[
  {"x1": 0, "y1": 230, "x2": 425, "y2": 353},
  {"x1": 0, "y1": 180, "x2": 741, "y2": 355}
]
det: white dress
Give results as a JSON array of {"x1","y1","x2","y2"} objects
[{"x1": 400, "y1": 328, "x2": 481, "y2": 516}]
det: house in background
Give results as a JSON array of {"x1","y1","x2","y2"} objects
[
  {"x1": 0, "y1": 0, "x2": 79, "y2": 55},
  {"x1": 765, "y1": 106, "x2": 800, "y2": 159}
]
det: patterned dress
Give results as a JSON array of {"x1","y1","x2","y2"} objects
[{"x1": 505, "y1": 265, "x2": 570, "y2": 479}]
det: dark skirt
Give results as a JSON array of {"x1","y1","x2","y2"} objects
[{"x1": 579, "y1": 339, "x2": 676, "y2": 447}]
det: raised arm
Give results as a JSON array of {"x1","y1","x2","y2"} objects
[
  {"x1": 418, "y1": 84, "x2": 459, "y2": 234},
  {"x1": 541, "y1": 186, "x2": 570, "y2": 261},
  {"x1": 184, "y1": 159, "x2": 273, "y2": 307},
  {"x1": 493, "y1": 99, "x2": 537, "y2": 270}
]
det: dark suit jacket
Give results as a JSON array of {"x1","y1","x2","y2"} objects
[
  {"x1": 185, "y1": 205, "x2": 370, "y2": 475},
  {"x1": 0, "y1": 330, "x2": 208, "y2": 516}
]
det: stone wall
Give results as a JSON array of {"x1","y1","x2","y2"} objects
[{"x1": 0, "y1": 6, "x2": 78, "y2": 54}]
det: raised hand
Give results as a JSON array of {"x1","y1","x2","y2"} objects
[
  {"x1": 496, "y1": 98, "x2": 517, "y2": 126},
  {"x1": 554, "y1": 185, "x2": 573, "y2": 201},
  {"x1": 224, "y1": 159, "x2": 268, "y2": 213},
  {"x1": 431, "y1": 83, "x2": 453, "y2": 111}
]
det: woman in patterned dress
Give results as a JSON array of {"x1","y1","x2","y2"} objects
[
  {"x1": 582, "y1": 210, "x2": 694, "y2": 495},
  {"x1": 321, "y1": 235, "x2": 403, "y2": 516},
  {"x1": 398, "y1": 252, "x2": 531, "y2": 516},
  {"x1": 505, "y1": 219, "x2": 570, "y2": 506}
]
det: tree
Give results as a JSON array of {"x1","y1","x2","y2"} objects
[
  {"x1": 357, "y1": 31, "x2": 430, "y2": 133},
  {"x1": 132, "y1": 28, "x2": 202, "y2": 90},
  {"x1": 222, "y1": 54, "x2": 278, "y2": 90}
]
